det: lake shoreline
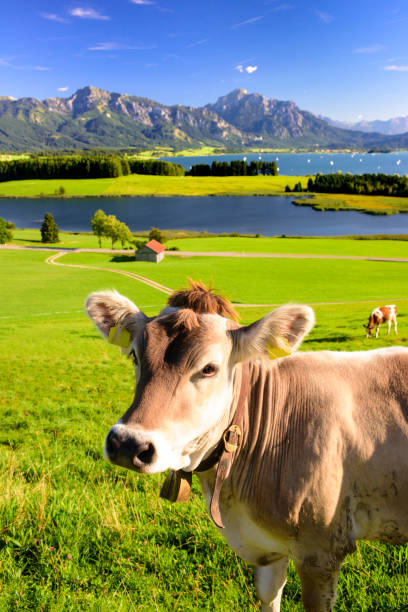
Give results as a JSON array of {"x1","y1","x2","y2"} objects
[{"x1": 1, "y1": 194, "x2": 407, "y2": 236}]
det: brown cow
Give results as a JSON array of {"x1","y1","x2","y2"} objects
[
  {"x1": 364, "y1": 304, "x2": 398, "y2": 338},
  {"x1": 86, "y1": 283, "x2": 408, "y2": 612}
]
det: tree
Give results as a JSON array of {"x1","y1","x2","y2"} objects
[
  {"x1": 117, "y1": 221, "x2": 133, "y2": 248},
  {"x1": 41, "y1": 212, "x2": 59, "y2": 243},
  {"x1": 148, "y1": 227, "x2": 166, "y2": 244},
  {"x1": 104, "y1": 214, "x2": 122, "y2": 249},
  {"x1": 0, "y1": 217, "x2": 12, "y2": 244},
  {"x1": 91, "y1": 209, "x2": 108, "y2": 248}
]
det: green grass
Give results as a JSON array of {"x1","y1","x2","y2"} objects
[
  {"x1": 0, "y1": 174, "x2": 309, "y2": 198},
  {"x1": 59, "y1": 251, "x2": 408, "y2": 306},
  {"x1": 293, "y1": 192, "x2": 408, "y2": 215},
  {"x1": 10, "y1": 228, "x2": 138, "y2": 250},
  {"x1": 165, "y1": 146, "x2": 226, "y2": 157},
  {"x1": 165, "y1": 236, "x2": 408, "y2": 258},
  {"x1": 0, "y1": 177, "x2": 114, "y2": 197},
  {"x1": 10, "y1": 230, "x2": 408, "y2": 259},
  {"x1": 1, "y1": 249, "x2": 408, "y2": 610}
]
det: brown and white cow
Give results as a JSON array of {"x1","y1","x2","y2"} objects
[
  {"x1": 86, "y1": 283, "x2": 408, "y2": 612},
  {"x1": 364, "y1": 304, "x2": 398, "y2": 338}
]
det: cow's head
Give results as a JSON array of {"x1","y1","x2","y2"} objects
[
  {"x1": 364, "y1": 313, "x2": 377, "y2": 338},
  {"x1": 364, "y1": 320, "x2": 374, "y2": 338},
  {"x1": 86, "y1": 284, "x2": 315, "y2": 475}
]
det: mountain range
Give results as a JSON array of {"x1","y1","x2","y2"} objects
[
  {"x1": 322, "y1": 115, "x2": 408, "y2": 136},
  {"x1": 1, "y1": 86, "x2": 408, "y2": 152}
]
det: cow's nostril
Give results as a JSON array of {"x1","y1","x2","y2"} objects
[
  {"x1": 133, "y1": 442, "x2": 156, "y2": 467},
  {"x1": 106, "y1": 430, "x2": 122, "y2": 458}
]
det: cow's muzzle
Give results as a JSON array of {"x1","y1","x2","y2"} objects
[{"x1": 105, "y1": 425, "x2": 157, "y2": 472}]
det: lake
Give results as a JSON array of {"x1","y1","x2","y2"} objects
[
  {"x1": 1, "y1": 196, "x2": 407, "y2": 236},
  {"x1": 162, "y1": 151, "x2": 408, "y2": 176}
]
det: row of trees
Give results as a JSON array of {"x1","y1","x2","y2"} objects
[
  {"x1": 0, "y1": 156, "x2": 185, "y2": 182},
  {"x1": 0, "y1": 155, "x2": 282, "y2": 182},
  {"x1": 91, "y1": 210, "x2": 167, "y2": 249},
  {"x1": 285, "y1": 182, "x2": 304, "y2": 193},
  {"x1": 0, "y1": 209, "x2": 166, "y2": 248},
  {"x1": 91, "y1": 209, "x2": 134, "y2": 248},
  {"x1": 187, "y1": 160, "x2": 278, "y2": 177},
  {"x1": 307, "y1": 173, "x2": 408, "y2": 197},
  {"x1": 127, "y1": 159, "x2": 185, "y2": 176},
  {"x1": 0, "y1": 156, "x2": 129, "y2": 182}
]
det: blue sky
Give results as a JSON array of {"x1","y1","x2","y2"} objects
[{"x1": 2, "y1": 1, "x2": 408, "y2": 121}]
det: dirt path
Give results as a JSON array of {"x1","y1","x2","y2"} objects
[
  {"x1": 45, "y1": 252, "x2": 173, "y2": 295},
  {"x1": 43, "y1": 251, "x2": 408, "y2": 309},
  {"x1": 169, "y1": 251, "x2": 408, "y2": 262},
  {"x1": 3, "y1": 244, "x2": 408, "y2": 262}
]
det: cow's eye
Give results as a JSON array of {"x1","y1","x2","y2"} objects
[
  {"x1": 201, "y1": 363, "x2": 218, "y2": 377},
  {"x1": 129, "y1": 350, "x2": 138, "y2": 366}
]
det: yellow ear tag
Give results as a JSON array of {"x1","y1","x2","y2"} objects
[
  {"x1": 267, "y1": 337, "x2": 292, "y2": 360},
  {"x1": 108, "y1": 326, "x2": 131, "y2": 349}
]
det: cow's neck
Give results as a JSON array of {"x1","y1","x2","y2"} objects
[{"x1": 198, "y1": 358, "x2": 294, "y2": 527}]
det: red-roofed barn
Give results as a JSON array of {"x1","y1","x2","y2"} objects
[{"x1": 135, "y1": 239, "x2": 165, "y2": 263}]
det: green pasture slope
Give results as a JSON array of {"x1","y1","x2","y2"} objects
[
  {"x1": 1, "y1": 248, "x2": 408, "y2": 610},
  {"x1": 10, "y1": 229, "x2": 408, "y2": 260}
]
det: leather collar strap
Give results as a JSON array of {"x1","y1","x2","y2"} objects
[{"x1": 159, "y1": 363, "x2": 250, "y2": 529}]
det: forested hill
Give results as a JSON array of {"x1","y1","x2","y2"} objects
[{"x1": 1, "y1": 86, "x2": 408, "y2": 152}]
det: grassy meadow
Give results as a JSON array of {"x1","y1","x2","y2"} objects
[
  {"x1": 1, "y1": 246, "x2": 408, "y2": 610},
  {"x1": 10, "y1": 229, "x2": 132, "y2": 250},
  {"x1": 9, "y1": 229, "x2": 408, "y2": 259},
  {"x1": 165, "y1": 235, "x2": 408, "y2": 258},
  {"x1": 293, "y1": 192, "x2": 408, "y2": 215},
  {"x1": 0, "y1": 174, "x2": 308, "y2": 198}
]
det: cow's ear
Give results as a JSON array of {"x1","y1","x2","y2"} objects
[
  {"x1": 86, "y1": 291, "x2": 147, "y2": 341},
  {"x1": 231, "y1": 304, "x2": 315, "y2": 362}
]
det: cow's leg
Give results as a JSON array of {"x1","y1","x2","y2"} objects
[
  {"x1": 387, "y1": 319, "x2": 392, "y2": 335},
  {"x1": 375, "y1": 324, "x2": 380, "y2": 338},
  {"x1": 254, "y1": 556, "x2": 289, "y2": 611},
  {"x1": 295, "y1": 556, "x2": 341, "y2": 612},
  {"x1": 394, "y1": 317, "x2": 398, "y2": 335}
]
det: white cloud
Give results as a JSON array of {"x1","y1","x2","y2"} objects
[
  {"x1": 268, "y1": 3, "x2": 293, "y2": 12},
  {"x1": 354, "y1": 44, "x2": 384, "y2": 54},
  {"x1": 88, "y1": 42, "x2": 154, "y2": 51},
  {"x1": 58, "y1": 86, "x2": 69, "y2": 91},
  {"x1": 384, "y1": 64, "x2": 408, "y2": 71},
  {"x1": 235, "y1": 64, "x2": 258, "y2": 74},
  {"x1": 40, "y1": 12, "x2": 68, "y2": 23},
  {"x1": 33, "y1": 66, "x2": 51, "y2": 71},
  {"x1": 70, "y1": 8, "x2": 110, "y2": 20},
  {"x1": 131, "y1": 0, "x2": 155, "y2": 4},
  {"x1": 315, "y1": 10, "x2": 334, "y2": 24},
  {"x1": 186, "y1": 38, "x2": 209, "y2": 48},
  {"x1": 0, "y1": 57, "x2": 13, "y2": 67},
  {"x1": 229, "y1": 16, "x2": 263, "y2": 29}
]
